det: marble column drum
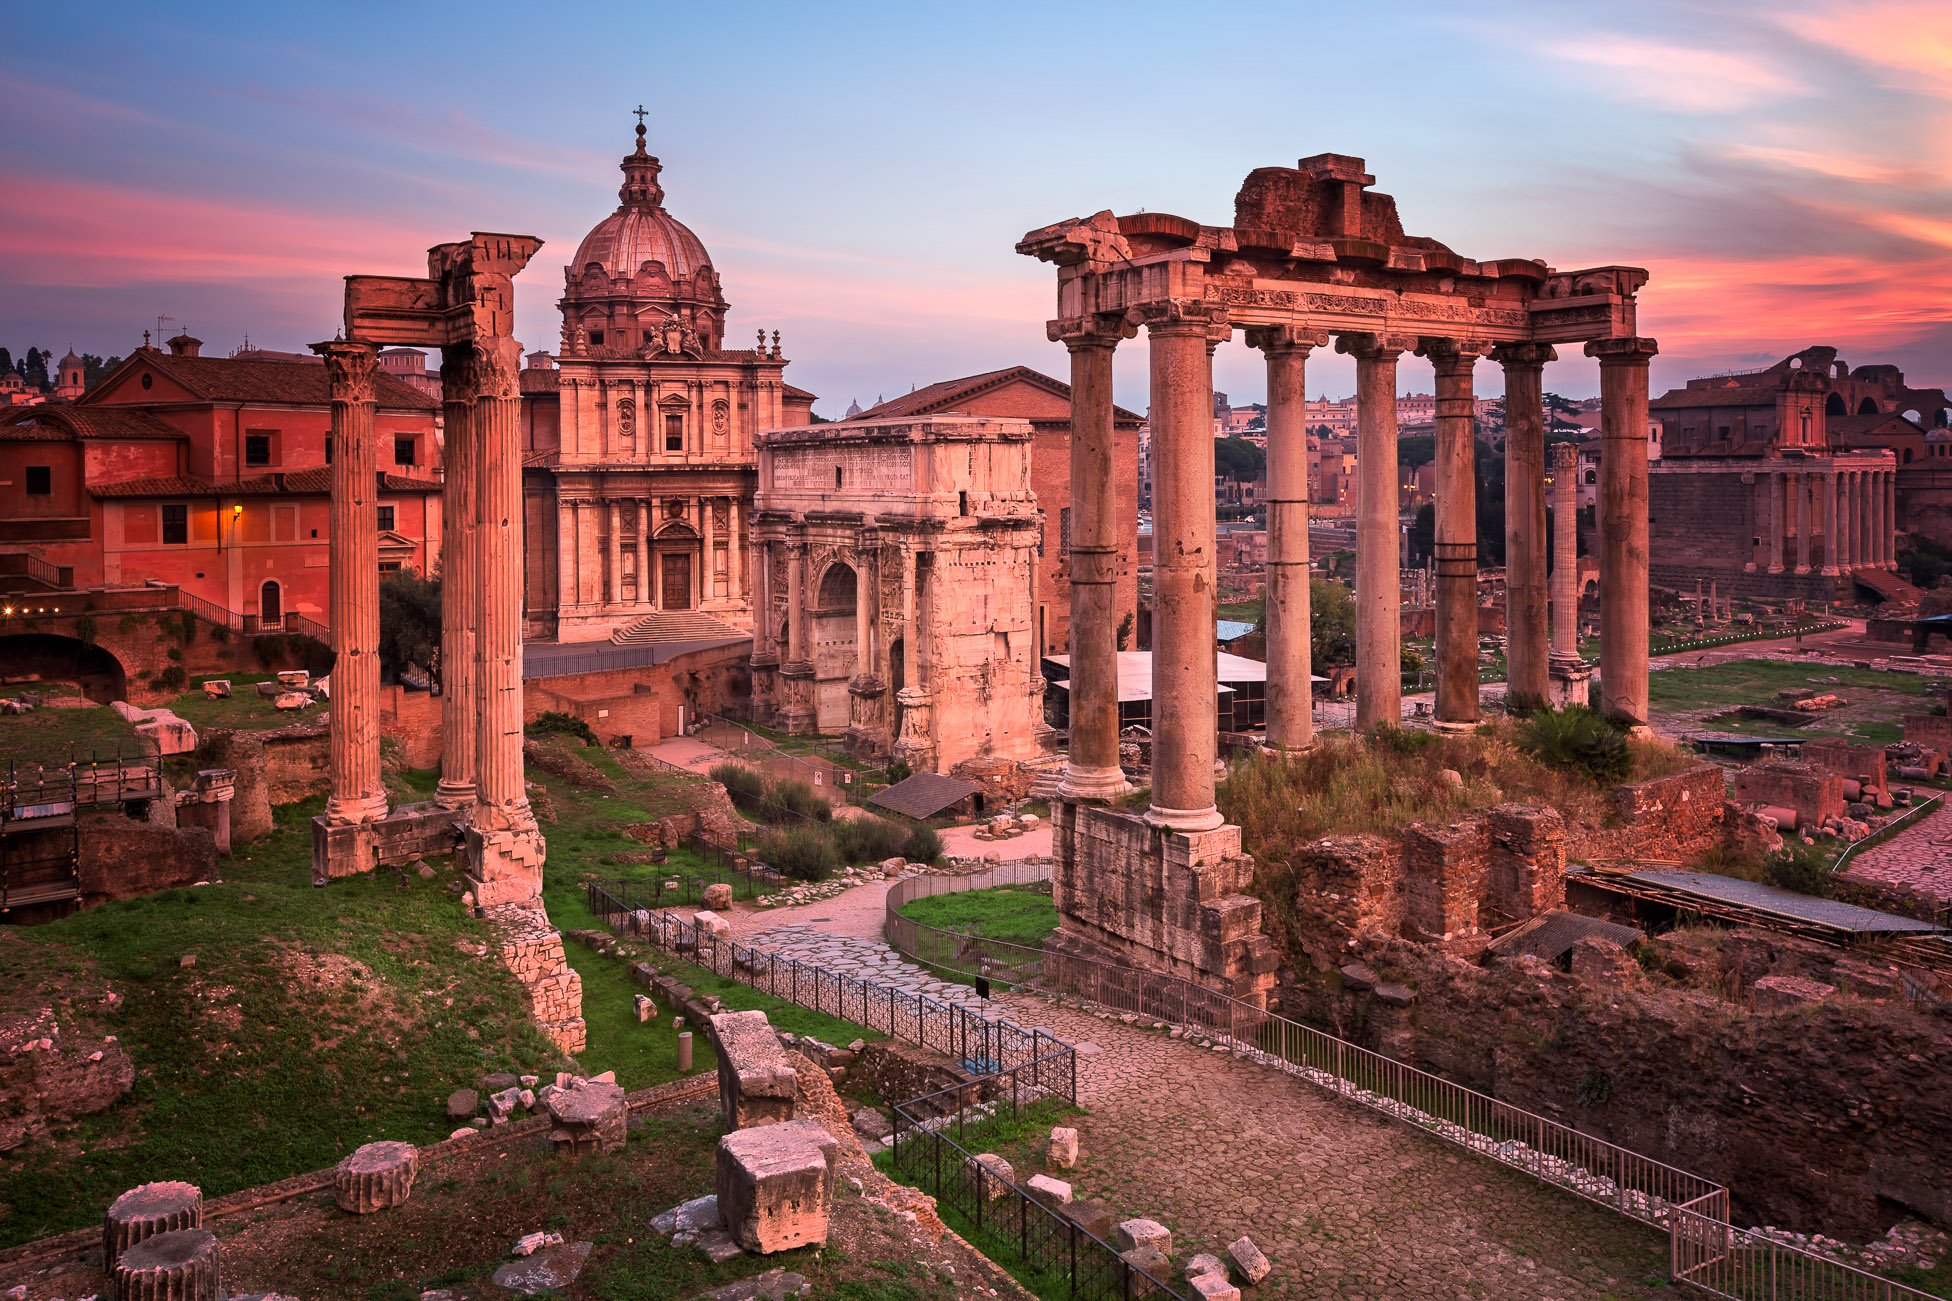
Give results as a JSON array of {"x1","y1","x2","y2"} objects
[
  {"x1": 1058, "y1": 319, "x2": 1131, "y2": 797},
  {"x1": 1496, "y1": 343, "x2": 1554, "y2": 713},
  {"x1": 1586, "y1": 336, "x2": 1658, "y2": 730},
  {"x1": 1338, "y1": 332, "x2": 1412, "y2": 731}
]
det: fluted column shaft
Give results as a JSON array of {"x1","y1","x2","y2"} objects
[
  {"x1": 1882, "y1": 470, "x2": 1896, "y2": 567},
  {"x1": 1057, "y1": 322, "x2": 1128, "y2": 797},
  {"x1": 606, "y1": 502, "x2": 622, "y2": 604},
  {"x1": 1768, "y1": 471, "x2": 1786, "y2": 573},
  {"x1": 1551, "y1": 442, "x2": 1580, "y2": 661},
  {"x1": 474, "y1": 338, "x2": 534, "y2": 834},
  {"x1": 1251, "y1": 327, "x2": 1324, "y2": 752},
  {"x1": 1145, "y1": 313, "x2": 1225, "y2": 831},
  {"x1": 1423, "y1": 341, "x2": 1483, "y2": 729},
  {"x1": 854, "y1": 566, "x2": 872, "y2": 678},
  {"x1": 702, "y1": 495, "x2": 717, "y2": 601},
  {"x1": 1821, "y1": 472, "x2": 1840, "y2": 575},
  {"x1": 1794, "y1": 472, "x2": 1812, "y2": 573},
  {"x1": 785, "y1": 541, "x2": 806, "y2": 665},
  {"x1": 1587, "y1": 337, "x2": 1658, "y2": 729},
  {"x1": 317, "y1": 341, "x2": 387, "y2": 823},
  {"x1": 436, "y1": 348, "x2": 479, "y2": 809},
  {"x1": 1497, "y1": 344, "x2": 1554, "y2": 713},
  {"x1": 1339, "y1": 333, "x2": 1410, "y2": 731},
  {"x1": 1855, "y1": 471, "x2": 1871, "y2": 567}
]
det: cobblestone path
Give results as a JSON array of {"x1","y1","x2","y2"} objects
[
  {"x1": 1841, "y1": 800, "x2": 1952, "y2": 903},
  {"x1": 734, "y1": 879, "x2": 1673, "y2": 1298}
]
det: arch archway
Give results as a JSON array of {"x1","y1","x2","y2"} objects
[
  {"x1": 259, "y1": 580, "x2": 283, "y2": 629},
  {"x1": 811, "y1": 561, "x2": 859, "y2": 731},
  {"x1": 0, "y1": 633, "x2": 127, "y2": 705},
  {"x1": 1825, "y1": 392, "x2": 1848, "y2": 417},
  {"x1": 1858, "y1": 397, "x2": 1880, "y2": 415}
]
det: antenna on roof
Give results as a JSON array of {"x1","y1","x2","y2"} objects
[{"x1": 154, "y1": 314, "x2": 175, "y2": 344}]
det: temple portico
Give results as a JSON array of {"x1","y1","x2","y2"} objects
[{"x1": 1020, "y1": 154, "x2": 1657, "y2": 1005}]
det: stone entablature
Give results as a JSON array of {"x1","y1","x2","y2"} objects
[{"x1": 749, "y1": 415, "x2": 1042, "y2": 773}]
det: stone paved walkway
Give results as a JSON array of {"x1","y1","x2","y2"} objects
[
  {"x1": 1841, "y1": 800, "x2": 1952, "y2": 903},
  {"x1": 721, "y1": 873, "x2": 1672, "y2": 1298}
]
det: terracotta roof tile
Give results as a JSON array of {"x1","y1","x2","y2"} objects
[
  {"x1": 855, "y1": 365, "x2": 1143, "y2": 424},
  {"x1": 90, "y1": 469, "x2": 441, "y2": 499},
  {"x1": 0, "y1": 407, "x2": 188, "y2": 441},
  {"x1": 97, "y1": 349, "x2": 438, "y2": 411}
]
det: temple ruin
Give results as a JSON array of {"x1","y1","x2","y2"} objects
[{"x1": 1019, "y1": 154, "x2": 1657, "y2": 1003}]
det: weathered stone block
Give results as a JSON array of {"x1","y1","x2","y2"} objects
[
  {"x1": 715, "y1": 1121, "x2": 836, "y2": 1254},
  {"x1": 1115, "y1": 1218, "x2": 1172, "y2": 1255},
  {"x1": 634, "y1": 994, "x2": 656, "y2": 1022},
  {"x1": 1571, "y1": 935, "x2": 1641, "y2": 988},
  {"x1": 333, "y1": 1140, "x2": 419, "y2": 1213},
  {"x1": 112, "y1": 1227, "x2": 221, "y2": 1300},
  {"x1": 968, "y1": 1152, "x2": 1013, "y2": 1200},
  {"x1": 1752, "y1": 974, "x2": 1836, "y2": 1011},
  {"x1": 545, "y1": 1079, "x2": 627, "y2": 1156},
  {"x1": 702, "y1": 882, "x2": 734, "y2": 911},
  {"x1": 709, "y1": 1010, "x2": 797, "y2": 1130},
  {"x1": 104, "y1": 1180, "x2": 202, "y2": 1264},
  {"x1": 1026, "y1": 1173, "x2": 1072, "y2": 1206},
  {"x1": 1228, "y1": 1234, "x2": 1272, "y2": 1284},
  {"x1": 1047, "y1": 1125, "x2": 1079, "y2": 1169}
]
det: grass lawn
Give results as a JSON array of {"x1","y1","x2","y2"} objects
[
  {"x1": 1649, "y1": 661, "x2": 1945, "y2": 711},
  {"x1": 0, "y1": 688, "x2": 141, "y2": 771},
  {"x1": 166, "y1": 672, "x2": 310, "y2": 732},
  {"x1": 0, "y1": 798, "x2": 560, "y2": 1249},
  {"x1": 897, "y1": 885, "x2": 1059, "y2": 948}
]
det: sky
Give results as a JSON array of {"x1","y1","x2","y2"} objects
[{"x1": 2, "y1": 0, "x2": 1948, "y2": 416}]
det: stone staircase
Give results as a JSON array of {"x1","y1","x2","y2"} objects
[
  {"x1": 1852, "y1": 567, "x2": 1927, "y2": 605},
  {"x1": 610, "y1": 611, "x2": 746, "y2": 645}
]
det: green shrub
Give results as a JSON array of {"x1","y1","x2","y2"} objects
[
  {"x1": 149, "y1": 665, "x2": 187, "y2": 692},
  {"x1": 526, "y1": 710, "x2": 597, "y2": 746},
  {"x1": 75, "y1": 615, "x2": 97, "y2": 646},
  {"x1": 710, "y1": 762, "x2": 766, "y2": 809},
  {"x1": 903, "y1": 824, "x2": 944, "y2": 865},
  {"x1": 1764, "y1": 839, "x2": 1834, "y2": 898},
  {"x1": 1516, "y1": 706, "x2": 1631, "y2": 786},
  {"x1": 885, "y1": 758, "x2": 913, "y2": 784},
  {"x1": 761, "y1": 826, "x2": 840, "y2": 882},
  {"x1": 836, "y1": 815, "x2": 907, "y2": 864},
  {"x1": 770, "y1": 779, "x2": 832, "y2": 823}
]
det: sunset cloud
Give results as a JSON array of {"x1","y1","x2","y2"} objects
[
  {"x1": 1779, "y1": 2, "x2": 1952, "y2": 98},
  {"x1": 1531, "y1": 34, "x2": 1805, "y2": 113}
]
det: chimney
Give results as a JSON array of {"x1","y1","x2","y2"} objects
[{"x1": 166, "y1": 334, "x2": 203, "y2": 358}]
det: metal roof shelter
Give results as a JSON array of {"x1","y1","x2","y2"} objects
[
  {"x1": 867, "y1": 772, "x2": 985, "y2": 821},
  {"x1": 1485, "y1": 911, "x2": 1647, "y2": 965},
  {"x1": 1574, "y1": 867, "x2": 1944, "y2": 938}
]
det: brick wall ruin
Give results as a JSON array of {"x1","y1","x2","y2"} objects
[
  {"x1": 76, "y1": 818, "x2": 218, "y2": 906},
  {"x1": 1051, "y1": 803, "x2": 1278, "y2": 1004},
  {"x1": 1731, "y1": 761, "x2": 1846, "y2": 833},
  {"x1": 483, "y1": 904, "x2": 587, "y2": 1055},
  {"x1": 1578, "y1": 764, "x2": 1729, "y2": 862},
  {"x1": 1801, "y1": 738, "x2": 1889, "y2": 795}
]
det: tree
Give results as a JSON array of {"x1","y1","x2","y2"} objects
[
  {"x1": 1309, "y1": 577, "x2": 1356, "y2": 667},
  {"x1": 0, "y1": 348, "x2": 12, "y2": 377},
  {"x1": 1408, "y1": 502, "x2": 1436, "y2": 566},
  {"x1": 23, "y1": 348, "x2": 48, "y2": 389},
  {"x1": 81, "y1": 354, "x2": 122, "y2": 389},
  {"x1": 1397, "y1": 434, "x2": 1437, "y2": 470},
  {"x1": 1544, "y1": 392, "x2": 1581, "y2": 417},
  {"x1": 1212, "y1": 436, "x2": 1265, "y2": 486},
  {"x1": 378, "y1": 568, "x2": 441, "y2": 682}
]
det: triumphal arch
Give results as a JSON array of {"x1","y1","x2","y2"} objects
[
  {"x1": 1019, "y1": 154, "x2": 1656, "y2": 1003},
  {"x1": 309, "y1": 233, "x2": 585, "y2": 1052}
]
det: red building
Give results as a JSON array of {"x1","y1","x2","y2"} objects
[{"x1": 0, "y1": 334, "x2": 441, "y2": 629}]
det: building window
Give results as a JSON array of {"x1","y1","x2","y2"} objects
[
  {"x1": 665, "y1": 413, "x2": 684, "y2": 452},
  {"x1": 835, "y1": 466, "x2": 844, "y2": 489},
  {"x1": 377, "y1": 505, "x2": 396, "y2": 532},
  {"x1": 379, "y1": 560, "x2": 403, "y2": 573},
  {"x1": 324, "y1": 436, "x2": 332, "y2": 463},
  {"x1": 244, "y1": 432, "x2": 273, "y2": 467},
  {"x1": 394, "y1": 436, "x2": 417, "y2": 466},
  {"x1": 162, "y1": 503, "x2": 188, "y2": 545},
  {"x1": 588, "y1": 329, "x2": 605, "y2": 346},
  {"x1": 25, "y1": 466, "x2": 51, "y2": 496}
]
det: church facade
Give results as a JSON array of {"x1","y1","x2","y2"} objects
[{"x1": 521, "y1": 117, "x2": 815, "y2": 643}]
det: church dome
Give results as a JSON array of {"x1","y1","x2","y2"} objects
[{"x1": 572, "y1": 203, "x2": 712, "y2": 282}]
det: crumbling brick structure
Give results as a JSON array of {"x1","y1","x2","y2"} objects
[
  {"x1": 1799, "y1": 737, "x2": 1888, "y2": 797},
  {"x1": 1732, "y1": 761, "x2": 1845, "y2": 833},
  {"x1": 483, "y1": 905, "x2": 586, "y2": 1054},
  {"x1": 1402, "y1": 818, "x2": 1490, "y2": 941}
]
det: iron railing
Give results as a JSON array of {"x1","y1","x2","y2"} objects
[
  {"x1": 585, "y1": 837, "x2": 780, "y2": 911},
  {"x1": 1671, "y1": 1192, "x2": 1937, "y2": 1300}
]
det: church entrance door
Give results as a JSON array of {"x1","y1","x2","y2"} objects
[{"x1": 661, "y1": 553, "x2": 692, "y2": 610}]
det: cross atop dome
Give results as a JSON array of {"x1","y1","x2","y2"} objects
[{"x1": 618, "y1": 107, "x2": 663, "y2": 209}]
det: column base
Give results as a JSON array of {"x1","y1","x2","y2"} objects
[
  {"x1": 1431, "y1": 719, "x2": 1477, "y2": 734},
  {"x1": 1821, "y1": 566, "x2": 1841, "y2": 577},
  {"x1": 1548, "y1": 659, "x2": 1593, "y2": 711},
  {"x1": 1766, "y1": 565, "x2": 1785, "y2": 575},
  {"x1": 1260, "y1": 738, "x2": 1316, "y2": 757},
  {"x1": 1143, "y1": 802, "x2": 1225, "y2": 833},
  {"x1": 1793, "y1": 565, "x2": 1811, "y2": 575},
  {"x1": 311, "y1": 802, "x2": 467, "y2": 886},
  {"x1": 1059, "y1": 762, "x2": 1130, "y2": 802},
  {"x1": 434, "y1": 781, "x2": 478, "y2": 812},
  {"x1": 325, "y1": 793, "x2": 389, "y2": 824}
]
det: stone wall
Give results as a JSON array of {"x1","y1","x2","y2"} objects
[
  {"x1": 1800, "y1": 738, "x2": 1888, "y2": 794},
  {"x1": 1402, "y1": 818, "x2": 1490, "y2": 941},
  {"x1": 1577, "y1": 764, "x2": 1728, "y2": 862},
  {"x1": 192, "y1": 731, "x2": 275, "y2": 843},
  {"x1": 1051, "y1": 803, "x2": 1277, "y2": 1004},
  {"x1": 483, "y1": 903, "x2": 587, "y2": 1055},
  {"x1": 523, "y1": 641, "x2": 750, "y2": 747},
  {"x1": 258, "y1": 724, "x2": 332, "y2": 806},
  {"x1": 1280, "y1": 932, "x2": 1952, "y2": 1237},
  {"x1": 1731, "y1": 761, "x2": 1845, "y2": 832},
  {"x1": 377, "y1": 684, "x2": 442, "y2": 770},
  {"x1": 75, "y1": 817, "x2": 217, "y2": 905}
]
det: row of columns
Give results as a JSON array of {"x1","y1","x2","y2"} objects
[
  {"x1": 1754, "y1": 467, "x2": 1896, "y2": 575},
  {"x1": 554, "y1": 495, "x2": 745, "y2": 608},
  {"x1": 1059, "y1": 309, "x2": 1658, "y2": 834},
  {"x1": 319, "y1": 337, "x2": 536, "y2": 847}
]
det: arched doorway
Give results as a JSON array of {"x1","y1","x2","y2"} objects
[
  {"x1": 1858, "y1": 397, "x2": 1880, "y2": 415},
  {"x1": 812, "y1": 562, "x2": 858, "y2": 731},
  {"x1": 259, "y1": 580, "x2": 283, "y2": 629},
  {"x1": 654, "y1": 522, "x2": 699, "y2": 611},
  {"x1": 0, "y1": 633, "x2": 127, "y2": 705},
  {"x1": 1825, "y1": 393, "x2": 1847, "y2": 417}
]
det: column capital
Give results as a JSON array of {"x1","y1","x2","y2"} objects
[
  {"x1": 1244, "y1": 323, "x2": 1330, "y2": 355},
  {"x1": 312, "y1": 339, "x2": 380, "y2": 402},
  {"x1": 475, "y1": 336, "x2": 522, "y2": 400},
  {"x1": 1414, "y1": 337, "x2": 1492, "y2": 365},
  {"x1": 1128, "y1": 298, "x2": 1230, "y2": 341},
  {"x1": 1551, "y1": 441, "x2": 1577, "y2": 472},
  {"x1": 1335, "y1": 331, "x2": 1415, "y2": 360},
  {"x1": 1489, "y1": 341, "x2": 1558, "y2": 369},
  {"x1": 439, "y1": 344, "x2": 482, "y2": 403},
  {"x1": 1584, "y1": 336, "x2": 1660, "y2": 366},
  {"x1": 1048, "y1": 312, "x2": 1137, "y2": 351}
]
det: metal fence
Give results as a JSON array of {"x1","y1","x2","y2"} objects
[
  {"x1": 881, "y1": 877, "x2": 1942, "y2": 1299},
  {"x1": 591, "y1": 835, "x2": 782, "y2": 910},
  {"x1": 887, "y1": 1068, "x2": 1191, "y2": 1301},
  {"x1": 700, "y1": 713, "x2": 879, "y2": 802}
]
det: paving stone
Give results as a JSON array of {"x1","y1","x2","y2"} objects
[{"x1": 491, "y1": 1241, "x2": 593, "y2": 1294}]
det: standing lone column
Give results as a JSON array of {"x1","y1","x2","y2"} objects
[
  {"x1": 1337, "y1": 332, "x2": 1413, "y2": 731},
  {"x1": 469, "y1": 336, "x2": 544, "y2": 900},
  {"x1": 1585, "y1": 336, "x2": 1659, "y2": 730},
  {"x1": 435, "y1": 346, "x2": 479, "y2": 810},
  {"x1": 1495, "y1": 343, "x2": 1554, "y2": 713},
  {"x1": 1551, "y1": 442, "x2": 1581, "y2": 661},
  {"x1": 1143, "y1": 304, "x2": 1227, "y2": 831},
  {"x1": 1794, "y1": 472, "x2": 1812, "y2": 574},
  {"x1": 1248, "y1": 325, "x2": 1328, "y2": 752},
  {"x1": 1420, "y1": 339, "x2": 1486, "y2": 730},
  {"x1": 1821, "y1": 471, "x2": 1840, "y2": 575},
  {"x1": 1857, "y1": 470, "x2": 1873, "y2": 569},
  {"x1": 1056, "y1": 316, "x2": 1133, "y2": 797},
  {"x1": 315, "y1": 340, "x2": 387, "y2": 825}
]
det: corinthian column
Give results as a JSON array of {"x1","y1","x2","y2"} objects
[
  {"x1": 1495, "y1": 342, "x2": 1554, "y2": 714},
  {"x1": 1054, "y1": 314, "x2": 1133, "y2": 797},
  {"x1": 1248, "y1": 325, "x2": 1328, "y2": 752},
  {"x1": 315, "y1": 340, "x2": 387, "y2": 825},
  {"x1": 1419, "y1": 338, "x2": 1487, "y2": 730},
  {"x1": 435, "y1": 345, "x2": 479, "y2": 810},
  {"x1": 606, "y1": 501, "x2": 622, "y2": 605},
  {"x1": 1794, "y1": 472, "x2": 1812, "y2": 574},
  {"x1": 1821, "y1": 471, "x2": 1840, "y2": 575},
  {"x1": 1142, "y1": 302, "x2": 1229, "y2": 831},
  {"x1": 1585, "y1": 336, "x2": 1659, "y2": 730},
  {"x1": 470, "y1": 335, "x2": 543, "y2": 896},
  {"x1": 1882, "y1": 469, "x2": 1897, "y2": 568},
  {"x1": 1551, "y1": 442, "x2": 1580, "y2": 661},
  {"x1": 1337, "y1": 332, "x2": 1414, "y2": 731}
]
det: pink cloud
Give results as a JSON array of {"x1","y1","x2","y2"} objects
[
  {"x1": 1532, "y1": 34, "x2": 1805, "y2": 112},
  {"x1": 1779, "y1": 3, "x2": 1952, "y2": 97}
]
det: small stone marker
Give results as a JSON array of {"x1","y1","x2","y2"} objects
[
  {"x1": 1025, "y1": 1173, "x2": 1072, "y2": 1206},
  {"x1": 491, "y1": 1240, "x2": 594, "y2": 1296},
  {"x1": 1115, "y1": 1218, "x2": 1172, "y2": 1256},
  {"x1": 702, "y1": 882, "x2": 734, "y2": 910},
  {"x1": 1047, "y1": 1125, "x2": 1079, "y2": 1169},
  {"x1": 695, "y1": 909, "x2": 731, "y2": 939},
  {"x1": 545, "y1": 1078, "x2": 628, "y2": 1156},
  {"x1": 1228, "y1": 1235, "x2": 1272, "y2": 1284},
  {"x1": 969, "y1": 1152, "x2": 1012, "y2": 1200},
  {"x1": 634, "y1": 994, "x2": 656, "y2": 1022},
  {"x1": 112, "y1": 1227, "x2": 221, "y2": 1301},
  {"x1": 104, "y1": 1180, "x2": 203, "y2": 1264},
  {"x1": 715, "y1": 1120, "x2": 840, "y2": 1254},
  {"x1": 1120, "y1": 1244, "x2": 1172, "y2": 1287},
  {"x1": 1184, "y1": 1253, "x2": 1228, "y2": 1281},
  {"x1": 1059, "y1": 1197, "x2": 1115, "y2": 1239},
  {"x1": 201, "y1": 680, "x2": 231, "y2": 699},
  {"x1": 333, "y1": 1140, "x2": 419, "y2": 1213},
  {"x1": 1189, "y1": 1273, "x2": 1241, "y2": 1301},
  {"x1": 445, "y1": 1088, "x2": 479, "y2": 1120},
  {"x1": 710, "y1": 1010, "x2": 796, "y2": 1130},
  {"x1": 678, "y1": 1030, "x2": 695, "y2": 1072}
]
